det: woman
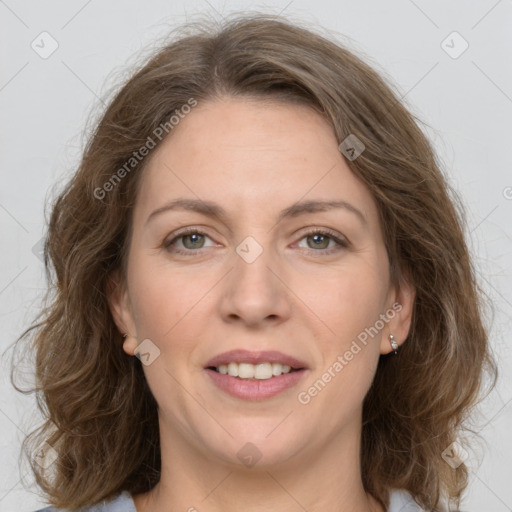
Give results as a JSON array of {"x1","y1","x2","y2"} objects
[{"x1": 13, "y1": 12, "x2": 496, "y2": 512}]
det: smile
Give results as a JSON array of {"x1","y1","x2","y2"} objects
[
  {"x1": 211, "y1": 362, "x2": 299, "y2": 379},
  {"x1": 204, "y1": 366, "x2": 308, "y2": 400}
]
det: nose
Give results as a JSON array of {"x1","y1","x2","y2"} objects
[{"x1": 217, "y1": 237, "x2": 292, "y2": 328}]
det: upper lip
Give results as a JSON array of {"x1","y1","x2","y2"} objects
[{"x1": 205, "y1": 349, "x2": 308, "y2": 370}]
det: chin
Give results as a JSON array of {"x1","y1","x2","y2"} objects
[{"x1": 205, "y1": 430, "x2": 304, "y2": 471}]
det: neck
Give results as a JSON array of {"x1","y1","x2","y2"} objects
[{"x1": 132, "y1": 411, "x2": 385, "y2": 512}]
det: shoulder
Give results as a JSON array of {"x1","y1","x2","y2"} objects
[
  {"x1": 388, "y1": 489, "x2": 450, "y2": 512},
  {"x1": 32, "y1": 490, "x2": 136, "y2": 512},
  {"x1": 388, "y1": 489, "x2": 424, "y2": 511}
]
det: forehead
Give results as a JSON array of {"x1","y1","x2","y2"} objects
[{"x1": 134, "y1": 98, "x2": 378, "y2": 225}]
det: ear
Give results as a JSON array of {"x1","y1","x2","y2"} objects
[
  {"x1": 380, "y1": 271, "x2": 416, "y2": 355},
  {"x1": 106, "y1": 269, "x2": 138, "y2": 356}
]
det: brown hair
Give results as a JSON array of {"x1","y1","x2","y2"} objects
[{"x1": 10, "y1": 12, "x2": 497, "y2": 511}]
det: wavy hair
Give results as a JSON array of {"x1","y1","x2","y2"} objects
[{"x1": 10, "y1": 12, "x2": 497, "y2": 511}]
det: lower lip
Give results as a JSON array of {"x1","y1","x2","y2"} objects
[{"x1": 204, "y1": 368, "x2": 308, "y2": 400}]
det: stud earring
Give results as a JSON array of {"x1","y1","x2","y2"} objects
[{"x1": 389, "y1": 334, "x2": 399, "y2": 355}]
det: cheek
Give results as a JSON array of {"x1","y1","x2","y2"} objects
[
  {"x1": 128, "y1": 257, "x2": 186, "y2": 338},
  {"x1": 301, "y1": 255, "x2": 389, "y2": 343},
  {"x1": 298, "y1": 264, "x2": 386, "y2": 417},
  {"x1": 128, "y1": 256, "x2": 218, "y2": 362}
]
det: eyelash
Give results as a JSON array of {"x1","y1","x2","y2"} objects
[{"x1": 162, "y1": 227, "x2": 349, "y2": 257}]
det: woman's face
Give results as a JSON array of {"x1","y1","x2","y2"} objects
[{"x1": 109, "y1": 97, "x2": 414, "y2": 468}]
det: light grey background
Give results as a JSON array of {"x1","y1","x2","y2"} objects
[{"x1": 1, "y1": 1, "x2": 511, "y2": 511}]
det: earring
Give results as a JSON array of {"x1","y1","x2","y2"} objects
[
  {"x1": 122, "y1": 333, "x2": 128, "y2": 339},
  {"x1": 389, "y1": 334, "x2": 399, "y2": 355}
]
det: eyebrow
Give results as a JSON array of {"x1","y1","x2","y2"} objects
[{"x1": 145, "y1": 198, "x2": 367, "y2": 227}]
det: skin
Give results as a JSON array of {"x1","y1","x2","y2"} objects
[{"x1": 108, "y1": 97, "x2": 415, "y2": 512}]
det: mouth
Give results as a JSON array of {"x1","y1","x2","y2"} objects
[
  {"x1": 206, "y1": 362, "x2": 303, "y2": 380},
  {"x1": 203, "y1": 349, "x2": 309, "y2": 400},
  {"x1": 204, "y1": 349, "x2": 308, "y2": 380}
]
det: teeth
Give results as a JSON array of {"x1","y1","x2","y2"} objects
[
  {"x1": 272, "y1": 362, "x2": 290, "y2": 376},
  {"x1": 239, "y1": 363, "x2": 255, "y2": 379},
  {"x1": 216, "y1": 362, "x2": 293, "y2": 379},
  {"x1": 227, "y1": 362, "x2": 238, "y2": 377}
]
